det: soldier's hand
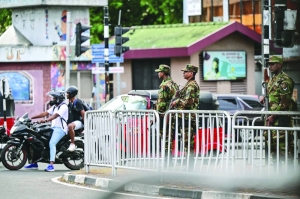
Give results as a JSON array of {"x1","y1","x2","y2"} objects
[
  {"x1": 266, "y1": 115, "x2": 275, "y2": 126},
  {"x1": 170, "y1": 101, "x2": 176, "y2": 108}
]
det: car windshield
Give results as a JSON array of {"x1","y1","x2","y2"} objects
[{"x1": 99, "y1": 95, "x2": 148, "y2": 112}]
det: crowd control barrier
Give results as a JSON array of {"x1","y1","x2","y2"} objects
[{"x1": 84, "y1": 109, "x2": 300, "y2": 177}]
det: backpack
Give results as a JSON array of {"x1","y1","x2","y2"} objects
[
  {"x1": 52, "y1": 103, "x2": 69, "y2": 128},
  {"x1": 74, "y1": 98, "x2": 93, "y2": 111}
]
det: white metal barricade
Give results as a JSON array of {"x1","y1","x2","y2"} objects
[
  {"x1": 232, "y1": 111, "x2": 300, "y2": 175},
  {"x1": 84, "y1": 110, "x2": 115, "y2": 174},
  {"x1": 161, "y1": 110, "x2": 232, "y2": 174},
  {"x1": 84, "y1": 109, "x2": 300, "y2": 177},
  {"x1": 114, "y1": 110, "x2": 160, "y2": 171}
]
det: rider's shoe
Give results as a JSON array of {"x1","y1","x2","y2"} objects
[
  {"x1": 67, "y1": 143, "x2": 76, "y2": 152},
  {"x1": 24, "y1": 163, "x2": 38, "y2": 169},
  {"x1": 44, "y1": 164, "x2": 55, "y2": 172}
]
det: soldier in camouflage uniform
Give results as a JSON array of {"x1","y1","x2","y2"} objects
[
  {"x1": 170, "y1": 64, "x2": 200, "y2": 153},
  {"x1": 259, "y1": 55, "x2": 295, "y2": 161},
  {"x1": 155, "y1": 64, "x2": 178, "y2": 151}
]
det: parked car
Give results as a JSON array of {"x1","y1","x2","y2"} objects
[{"x1": 216, "y1": 94, "x2": 264, "y2": 142}]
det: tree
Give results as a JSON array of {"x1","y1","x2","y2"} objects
[
  {"x1": 90, "y1": 0, "x2": 183, "y2": 44},
  {"x1": 0, "y1": 9, "x2": 12, "y2": 35}
]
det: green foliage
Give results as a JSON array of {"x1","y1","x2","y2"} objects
[
  {"x1": 0, "y1": 9, "x2": 12, "y2": 35},
  {"x1": 90, "y1": 0, "x2": 183, "y2": 44}
]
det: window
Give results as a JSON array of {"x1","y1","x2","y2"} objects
[
  {"x1": 0, "y1": 72, "x2": 32, "y2": 102},
  {"x1": 240, "y1": 98, "x2": 264, "y2": 110},
  {"x1": 218, "y1": 98, "x2": 237, "y2": 110},
  {"x1": 70, "y1": 71, "x2": 93, "y2": 101},
  {"x1": 132, "y1": 59, "x2": 170, "y2": 90}
]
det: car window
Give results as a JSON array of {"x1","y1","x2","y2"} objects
[
  {"x1": 241, "y1": 99, "x2": 264, "y2": 110},
  {"x1": 218, "y1": 98, "x2": 238, "y2": 110},
  {"x1": 99, "y1": 95, "x2": 148, "y2": 112}
]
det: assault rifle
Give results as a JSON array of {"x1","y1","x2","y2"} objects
[{"x1": 169, "y1": 88, "x2": 180, "y2": 110}]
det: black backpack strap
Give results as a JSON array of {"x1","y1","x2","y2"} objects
[{"x1": 53, "y1": 103, "x2": 68, "y2": 129}]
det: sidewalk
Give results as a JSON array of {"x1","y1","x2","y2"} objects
[{"x1": 61, "y1": 167, "x2": 300, "y2": 199}]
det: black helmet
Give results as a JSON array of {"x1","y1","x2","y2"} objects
[
  {"x1": 66, "y1": 86, "x2": 78, "y2": 98},
  {"x1": 48, "y1": 90, "x2": 65, "y2": 105}
]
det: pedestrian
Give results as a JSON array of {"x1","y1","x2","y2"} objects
[
  {"x1": 169, "y1": 64, "x2": 200, "y2": 154},
  {"x1": 154, "y1": 64, "x2": 178, "y2": 151},
  {"x1": 24, "y1": 90, "x2": 68, "y2": 172},
  {"x1": 259, "y1": 55, "x2": 295, "y2": 162},
  {"x1": 66, "y1": 86, "x2": 85, "y2": 152}
]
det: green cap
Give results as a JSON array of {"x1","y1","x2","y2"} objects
[
  {"x1": 181, "y1": 64, "x2": 198, "y2": 73},
  {"x1": 267, "y1": 55, "x2": 283, "y2": 64},
  {"x1": 155, "y1": 64, "x2": 170, "y2": 73}
]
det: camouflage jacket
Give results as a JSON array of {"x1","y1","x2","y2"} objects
[
  {"x1": 267, "y1": 71, "x2": 294, "y2": 127},
  {"x1": 173, "y1": 79, "x2": 200, "y2": 110},
  {"x1": 156, "y1": 77, "x2": 178, "y2": 114},
  {"x1": 268, "y1": 71, "x2": 294, "y2": 111}
]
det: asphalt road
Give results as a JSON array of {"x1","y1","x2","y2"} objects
[{"x1": 0, "y1": 162, "x2": 177, "y2": 199}]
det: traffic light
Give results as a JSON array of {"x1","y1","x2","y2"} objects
[
  {"x1": 274, "y1": 6, "x2": 285, "y2": 47},
  {"x1": 75, "y1": 22, "x2": 91, "y2": 57},
  {"x1": 274, "y1": 7, "x2": 297, "y2": 48},
  {"x1": 114, "y1": 26, "x2": 130, "y2": 57}
]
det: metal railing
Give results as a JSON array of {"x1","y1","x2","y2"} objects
[{"x1": 84, "y1": 109, "x2": 300, "y2": 177}]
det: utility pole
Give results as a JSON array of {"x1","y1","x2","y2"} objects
[
  {"x1": 104, "y1": 7, "x2": 110, "y2": 102},
  {"x1": 65, "y1": 12, "x2": 71, "y2": 90},
  {"x1": 262, "y1": 0, "x2": 271, "y2": 166}
]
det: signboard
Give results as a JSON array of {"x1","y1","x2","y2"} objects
[
  {"x1": 92, "y1": 44, "x2": 124, "y2": 63},
  {"x1": 187, "y1": 0, "x2": 201, "y2": 16},
  {"x1": 92, "y1": 67, "x2": 124, "y2": 74}
]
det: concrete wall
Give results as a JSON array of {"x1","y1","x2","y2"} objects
[{"x1": 12, "y1": 7, "x2": 89, "y2": 46}]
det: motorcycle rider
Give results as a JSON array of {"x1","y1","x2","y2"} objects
[
  {"x1": 24, "y1": 90, "x2": 68, "y2": 172},
  {"x1": 66, "y1": 86, "x2": 85, "y2": 152}
]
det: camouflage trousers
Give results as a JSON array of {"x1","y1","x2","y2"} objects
[
  {"x1": 264, "y1": 130, "x2": 295, "y2": 160},
  {"x1": 168, "y1": 117, "x2": 196, "y2": 153}
]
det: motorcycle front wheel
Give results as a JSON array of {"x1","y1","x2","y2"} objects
[
  {"x1": 63, "y1": 141, "x2": 84, "y2": 170},
  {"x1": 1, "y1": 143, "x2": 28, "y2": 170}
]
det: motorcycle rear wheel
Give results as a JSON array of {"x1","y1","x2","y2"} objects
[
  {"x1": 1, "y1": 143, "x2": 28, "y2": 170},
  {"x1": 63, "y1": 141, "x2": 84, "y2": 170}
]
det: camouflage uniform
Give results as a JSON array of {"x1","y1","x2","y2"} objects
[
  {"x1": 155, "y1": 65, "x2": 178, "y2": 151},
  {"x1": 155, "y1": 65, "x2": 178, "y2": 114},
  {"x1": 171, "y1": 64, "x2": 200, "y2": 153},
  {"x1": 264, "y1": 56, "x2": 295, "y2": 159}
]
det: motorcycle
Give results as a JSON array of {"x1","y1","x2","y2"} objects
[
  {"x1": 0, "y1": 126, "x2": 9, "y2": 155},
  {"x1": 0, "y1": 113, "x2": 84, "y2": 170}
]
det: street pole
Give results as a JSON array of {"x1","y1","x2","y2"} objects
[
  {"x1": 104, "y1": 7, "x2": 109, "y2": 102},
  {"x1": 95, "y1": 63, "x2": 100, "y2": 109},
  {"x1": 262, "y1": 0, "x2": 271, "y2": 165},
  {"x1": 65, "y1": 12, "x2": 71, "y2": 90}
]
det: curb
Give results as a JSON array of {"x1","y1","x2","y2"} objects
[{"x1": 61, "y1": 173, "x2": 295, "y2": 199}]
